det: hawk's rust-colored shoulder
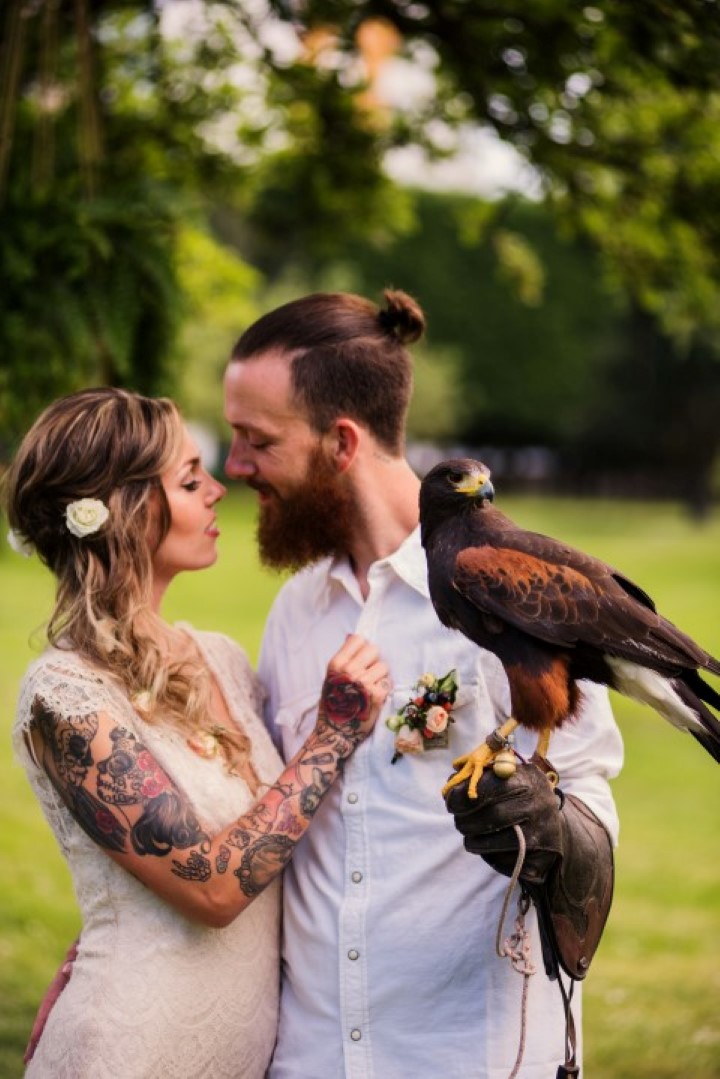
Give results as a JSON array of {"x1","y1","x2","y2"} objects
[{"x1": 454, "y1": 545, "x2": 605, "y2": 636}]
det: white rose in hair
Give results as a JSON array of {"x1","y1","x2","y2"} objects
[
  {"x1": 65, "y1": 498, "x2": 110, "y2": 538},
  {"x1": 7, "y1": 529, "x2": 33, "y2": 558}
]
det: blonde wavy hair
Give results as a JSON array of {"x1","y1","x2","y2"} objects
[{"x1": 4, "y1": 387, "x2": 219, "y2": 742}]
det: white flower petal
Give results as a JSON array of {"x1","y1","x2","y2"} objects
[
  {"x1": 65, "y1": 498, "x2": 110, "y2": 538},
  {"x1": 7, "y1": 529, "x2": 33, "y2": 558}
]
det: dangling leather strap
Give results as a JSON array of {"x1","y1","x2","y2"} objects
[{"x1": 555, "y1": 969, "x2": 580, "y2": 1078}]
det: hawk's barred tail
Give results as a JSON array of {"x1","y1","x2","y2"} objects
[{"x1": 675, "y1": 676, "x2": 720, "y2": 764}]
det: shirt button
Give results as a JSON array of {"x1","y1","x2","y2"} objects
[
  {"x1": 350, "y1": 1029, "x2": 362, "y2": 1042},
  {"x1": 351, "y1": 871, "x2": 363, "y2": 883},
  {"x1": 348, "y1": 949, "x2": 359, "y2": 960},
  {"x1": 347, "y1": 792, "x2": 359, "y2": 804}
]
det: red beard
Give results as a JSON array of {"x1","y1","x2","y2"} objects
[{"x1": 255, "y1": 444, "x2": 356, "y2": 572}]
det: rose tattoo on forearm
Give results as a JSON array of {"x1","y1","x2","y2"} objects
[{"x1": 319, "y1": 673, "x2": 370, "y2": 735}]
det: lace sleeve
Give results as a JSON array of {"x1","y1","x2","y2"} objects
[
  {"x1": 12, "y1": 649, "x2": 139, "y2": 850},
  {"x1": 14, "y1": 652, "x2": 131, "y2": 760}
]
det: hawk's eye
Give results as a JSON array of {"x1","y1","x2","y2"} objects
[{"x1": 449, "y1": 471, "x2": 465, "y2": 484}]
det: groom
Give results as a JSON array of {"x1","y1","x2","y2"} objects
[{"x1": 223, "y1": 287, "x2": 622, "y2": 1078}]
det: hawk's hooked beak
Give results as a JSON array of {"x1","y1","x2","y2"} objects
[{"x1": 453, "y1": 469, "x2": 495, "y2": 501}]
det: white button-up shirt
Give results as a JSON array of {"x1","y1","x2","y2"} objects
[{"x1": 259, "y1": 528, "x2": 623, "y2": 1079}]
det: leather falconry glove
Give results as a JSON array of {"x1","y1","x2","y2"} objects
[{"x1": 445, "y1": 757, "x2": 614, "y2": 982}]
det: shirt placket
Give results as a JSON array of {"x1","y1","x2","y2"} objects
[{"x1": 337, "y1": 564, "x2": 388, "y2": 1079}]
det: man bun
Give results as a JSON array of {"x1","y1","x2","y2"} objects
[{"x1": 378, "y1": 288, "x2": 426, "y2": 345}]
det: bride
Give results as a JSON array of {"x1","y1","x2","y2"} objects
[{"x1": 5, "y1": 387, "x2": 388, "y2": 1078}]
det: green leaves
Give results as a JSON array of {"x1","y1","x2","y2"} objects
[{"x1": 0, "y1": 190, "x2": 181, "y2": 448}]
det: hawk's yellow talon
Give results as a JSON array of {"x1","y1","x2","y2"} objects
[
  {"x1": 442, "y1": 718, "x2": 521, "y2": 801},
  {"x1": 442, "y1": 744, "x2": 494, "y2": 799}
]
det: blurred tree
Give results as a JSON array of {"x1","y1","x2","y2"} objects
[
  {"x1": 173, "y1": 223, "x2": 262, "y2": 437},
  {"x1": 0, "y1": 0, "x2": 262, "y2": 451},
  {"x1": 233, "y1": 57, "x2": 416, "y2": 273},
  {"x1": 315, "y1": 191, "x2": 624, "y2": 450},
  {"x1": 312, "y1": 190, "x2": 720, "y2": 510},
  {"x1": 254, "y1": 0, "x2": 720, "y2": 511},
  {"x1": 3, "y1": 0, "x2": 720, "y2": 508},
  {"x1": 262, "y1": 1, "x2": 720, "y2": 331},
  {"x1": 574, "y1": 307, "x2": 720, "y2": 517}
]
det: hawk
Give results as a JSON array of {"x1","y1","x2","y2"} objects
[{"x1": 419, "y1": 458, "x2": 720, "y2": 798}]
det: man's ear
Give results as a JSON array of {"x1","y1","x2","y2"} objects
[{"x1": 327, "y1": 418, "x2": 361, "y2": 474}]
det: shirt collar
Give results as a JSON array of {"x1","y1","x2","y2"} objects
[{"x1": 324, "y1": 526, "x2": 430, "y2": 605}]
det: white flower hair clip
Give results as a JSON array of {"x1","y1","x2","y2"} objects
[
  {"x1": 7, "y1": 528, "x2": 34, "y2": 558},
  {"x1": 65, "y1": 498, "x2": 110, "y2": 538}
]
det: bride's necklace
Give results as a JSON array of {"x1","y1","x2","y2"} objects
[
  {"x1": 141, "y1": 631, "x2": 261, "y2": 790},
  {"x1": 186, "y1": 726, "x2": 227, "y2": 760},
  {"x1": 186, "y1": 722, "x2": 261, "y2": 791}
]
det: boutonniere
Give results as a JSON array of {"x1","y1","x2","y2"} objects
[{"x1": 386, "y1": 669, "x2": 459, "y2": 763}]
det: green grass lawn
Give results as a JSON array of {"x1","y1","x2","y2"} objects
[{"x1": 1, "y1": 490, "x2": 718, "y2": 1078}]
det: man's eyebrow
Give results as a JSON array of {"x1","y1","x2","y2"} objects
[{"x1": 231, "y1": 422, "x2": 275, "y2": 438}]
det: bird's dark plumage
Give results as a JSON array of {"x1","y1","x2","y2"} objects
[{"x1": 420, "y1": 458, "x2": 720, "y2": 764}]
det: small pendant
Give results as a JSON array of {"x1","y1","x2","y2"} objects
[
  {"x1": 131, "y1": 690, "x2": 152, "y2": 715},
  {"x1": 187, "y1": 730, "x2": 220, "y2": 759}
]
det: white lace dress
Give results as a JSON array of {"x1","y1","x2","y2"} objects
[{"x1": 13, "y1": 627, "x2": 284, "y2": 1079}]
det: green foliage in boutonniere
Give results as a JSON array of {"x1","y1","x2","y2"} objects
[{"x1": 386, "y1": 669, "x2": 459, "y2": 763}]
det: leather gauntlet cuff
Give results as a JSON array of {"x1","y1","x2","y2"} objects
[
  {"x1": 446, "y1": 761, "x2": 614, "y2": 981},
  {"x1": 527, "y1": 792, "x2": 614, "y2": 981}
]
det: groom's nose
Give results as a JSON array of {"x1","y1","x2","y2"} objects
[{"x1": 224, "y1": 437, "x2": 257, "y2": 480}]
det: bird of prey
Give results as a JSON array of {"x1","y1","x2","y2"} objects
[{"x1": 419, "y1": 458, "x2": 720, "y2": 798}]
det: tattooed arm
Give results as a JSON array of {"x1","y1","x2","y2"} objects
[{"x1": 29, "y1": 634, "x2": 388, "y2": 928}]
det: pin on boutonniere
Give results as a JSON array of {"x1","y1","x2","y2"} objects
[{"x1": 386, "y1": 669, "x2": 459, "y2": 763}]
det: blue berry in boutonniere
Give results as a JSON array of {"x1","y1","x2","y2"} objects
[{"x1": 387, "y1": 669, "x2": 459, "y2": 763}]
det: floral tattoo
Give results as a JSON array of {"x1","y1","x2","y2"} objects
[
  {"x1": 32, "y1": 698, "x2": 208, "y2": 861},
  {"x1": 31, "y1": 670, "x2": 369, "y2": 906},
  {"x1": 319, "y1": 673, "x2": 370, "y2": 734}
]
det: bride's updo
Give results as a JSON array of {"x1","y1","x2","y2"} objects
[
  {"x1": 3, "y1": 388, "x2": 213, "y2": 737},
  {"x1": 6, "y1": 388, "x2": 181, "y2": 578}
]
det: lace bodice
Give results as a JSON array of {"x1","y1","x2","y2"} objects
[{"x1": 14, "y1": 627, "x2": 284, "y2": 1079}]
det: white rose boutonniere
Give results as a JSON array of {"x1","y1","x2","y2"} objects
[
  {"x1": 394, "y1": 725, "x2": 424, "y2": 755},
  {"x1": 65, "y1": 498, "x2": 110, "y2": 538},
  {"x1": 424, "y1": 705, "x2": 449, "y2": 734},
  {"x1": 386, "y1": 669, "x2": 459, "y2": 764}
]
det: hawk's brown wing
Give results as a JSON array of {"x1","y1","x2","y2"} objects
[{"x1": 453, "y1": 545, "x2": 709, "y2": 671}]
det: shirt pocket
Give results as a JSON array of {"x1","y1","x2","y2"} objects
[
  {"x1": 380, "y1": 674, "x2": 483, "y2": 808},
  {"x1": 274, "y1": 689, "x2": 320, "y2": 759},
  {"x1": 388, "y1": 676, "x2": 478, "y2": 725}
]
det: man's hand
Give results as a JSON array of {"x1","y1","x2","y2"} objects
[
  {"x1": 24, "y1": 939, "x2": 78, "y2": 1063},
  {"x1": 445, "y1": 757, "x2": 564, "y2": 884},
  {"x1": 445, "y1": 758, "x2": 614, "y2": 981}
]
